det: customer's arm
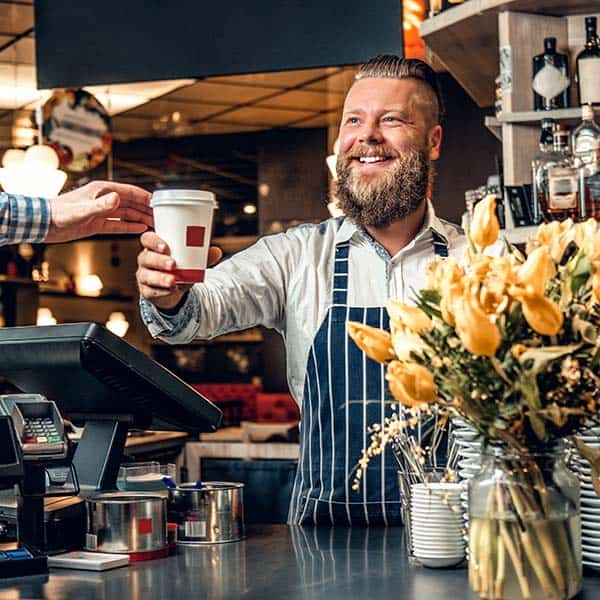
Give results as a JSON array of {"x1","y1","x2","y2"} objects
[{"x1": 0, "y1": 192, "x2": 51, "y2": 246}]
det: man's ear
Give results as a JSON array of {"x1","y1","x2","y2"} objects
[{"x1": 428, "y1": 125, "x2": 443, "y2": 161}]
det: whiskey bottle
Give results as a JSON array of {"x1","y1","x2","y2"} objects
[
  {"x1": 576, "y1": 17, "x2": 600, "y2": 106},
  {"x1": 531, "y1": 118, "x2": 555, "y2": 224},
  {"x1": 573, "y1": 104, "x2": 600, "y2": 216},
  {"x1": 536, "y1": 124, "x2": 580, "y2": 221},
  {"x1": 532, "y1": 37, "x2": 570, "y2": 111}
]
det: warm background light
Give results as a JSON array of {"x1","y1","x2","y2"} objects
[
  {"x1": 76, "y1": 274, "x2": 103, "y2": 297},
  {"x1": 106, "y1": 312, "x2": 129, "y2": 337},
  {"x1": 0, "y1": 144, "x2": 67, "y2": 198},
  {"x1": 36, "y1": 307, "x2": 57, "y2": 326}
]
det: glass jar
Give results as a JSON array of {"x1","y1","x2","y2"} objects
[{"x1": 468, "y1": 444, "x2": 581, "y2": 600}]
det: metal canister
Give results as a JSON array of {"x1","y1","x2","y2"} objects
[
  {"x1": 85, "y1": 492, "x2": 168, "y2": 555},
  {"x1": 169, "y1": 482, "x2": 244, "y2": 545}
]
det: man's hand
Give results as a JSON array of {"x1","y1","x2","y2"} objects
[
  {"x1": 46, "y1": 181, "x2": 154, "y2": 243},
  {"x1": 137, "y1": 231, "x2": 223, "y2": 311}
]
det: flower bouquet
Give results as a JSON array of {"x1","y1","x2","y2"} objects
[{"x1": 348, "y1": 196, "x2": 600, "y2": 600}]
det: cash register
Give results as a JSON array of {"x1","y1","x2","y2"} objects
[{"x1": 0, "y1": 322, "x2": 222, "y2": 574}]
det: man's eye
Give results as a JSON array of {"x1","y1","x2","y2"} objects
[
  {"x1": 383, "y1": 116, "x2": 400, "y2": 123},
  {"x1": 345, "y1": 117, "x2": 359, "y2": 125}
]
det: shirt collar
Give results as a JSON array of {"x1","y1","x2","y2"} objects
[{"x1": 334, "y1": 199, "x2": 450, "y2": 247}]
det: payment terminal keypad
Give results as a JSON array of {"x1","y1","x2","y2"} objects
[{"x1": 22, "y1": 417, "x2": 61, "y2": 445}]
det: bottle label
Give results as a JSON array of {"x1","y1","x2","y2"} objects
[
  {"x1": 574, "y1": 134, "x2": 600, "y2": 177},
  {"x1": 579, "y1": 58, "x2": 600, "y2": 105},
  {"x1": 548, "y1": 167, "x2": 578, "y2": 209},
  {"x1": 532, "y1": 62, "x2": 570, "y2": 101}
]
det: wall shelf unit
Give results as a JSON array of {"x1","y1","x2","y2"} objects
[{"x1": 421, "y1": 0, "x2": 600, "y2": 186}]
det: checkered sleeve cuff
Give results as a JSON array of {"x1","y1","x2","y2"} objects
[{"x1": 0, "y1": 193, "x2": 51, "y2": 245}]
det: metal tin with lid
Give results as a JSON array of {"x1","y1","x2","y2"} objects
[
  {"x1": 85, "y1": 492, "x2": 168, "y2": 559},
  {"x1": 168, "y1": 482, "x2": 244, "y2": 545}
]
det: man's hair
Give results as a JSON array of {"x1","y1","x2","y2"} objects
[{"x1": 355, "y1": 55, "x2": 445, "y2": 126}]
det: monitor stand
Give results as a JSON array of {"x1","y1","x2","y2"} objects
[{"x1": 72, "y1": 419, "x2": 130, "y2": 493}]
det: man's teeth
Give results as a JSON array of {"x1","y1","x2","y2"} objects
[{"x1": 358, "y1": 156, "x2": 388, "y2": 163}]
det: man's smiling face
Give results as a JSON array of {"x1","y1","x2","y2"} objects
[{"x1": 335, "y1": 77, "x2": 442, "y2": 228}]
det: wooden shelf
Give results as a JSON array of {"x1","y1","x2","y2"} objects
[
  {"x1": 498, "y1": 106, "x2": 599, "y2": 124},
  {"x1": 485, "y1": 106, "x2": 600, "y2": 139},
  {"x1": 420, "y1": 0, "x2": 600, "y2": 107}
]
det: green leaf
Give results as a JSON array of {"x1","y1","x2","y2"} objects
[{"x1": 515, "y1": 371, "x2": 547, "y2": 442}]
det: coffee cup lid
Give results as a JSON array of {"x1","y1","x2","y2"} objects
[{"x1": 151, "y1": 189, "x2": 217, "y2": 207}]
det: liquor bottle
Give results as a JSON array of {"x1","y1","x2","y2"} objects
[
  {"x1": 576, "y1": 17, "x2": 600, "y2": 106},
  {"x1": 531, "y1": 118, "x2": 555, "y2": 224},
  {"x1": 536, "y1": 124, "x2": 580, "y2": 221},
  {"x1": 532, "y1": 37, "x2": 570, "y2": 111},
  {"x1": 573, "y1": 104, "x2": 600, "y2": 217}
]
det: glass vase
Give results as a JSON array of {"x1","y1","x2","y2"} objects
[{"x1": 468, "y1": 444, "x2": 581, "y2": 600}]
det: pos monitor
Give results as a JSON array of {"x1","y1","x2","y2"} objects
[{"x1": 0, "y1": 323, "x2": 222, "y2": 491}]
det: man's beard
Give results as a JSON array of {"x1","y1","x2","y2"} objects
[{"x1": 335, "y1": 147, "x2": 431, "y2": 228}]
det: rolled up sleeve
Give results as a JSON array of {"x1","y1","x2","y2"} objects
[
  {"x1": 0, "y1": 193, "x2": 50, "y2": 246},
  {"x1": 140, "y1": 232, "x2": 293, "y2": 344}
]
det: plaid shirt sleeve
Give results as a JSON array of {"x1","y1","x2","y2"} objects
[{"x1": 0, "y1": 192, "x2": 51, "y2": 246}]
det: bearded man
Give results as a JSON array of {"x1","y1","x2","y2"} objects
[{"x1": 136, "y1": 55, "x2": 468, "y2": 526}]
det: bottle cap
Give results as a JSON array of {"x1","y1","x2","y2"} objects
[
  {"x1": 585, "y1": 16, "x2": 596, "y2": 30},
  {"x1": 543, "y1": 37, "x2": 557, "y2": 51}
]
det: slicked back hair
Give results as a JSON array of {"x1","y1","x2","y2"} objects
[{"x1": 354, "y1": 55, "x2": 445, "y2": 126}]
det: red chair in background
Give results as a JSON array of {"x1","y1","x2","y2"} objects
[{"x1": 255, "y1": 392, "x2": 299, "y2": 423}]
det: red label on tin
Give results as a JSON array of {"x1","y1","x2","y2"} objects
[
  {"x1": 186, "y1": 226, "x2": 206, "y2": 247},
  {"x1": 138, "y1": 518, "x2": 153, "y2": 535}
]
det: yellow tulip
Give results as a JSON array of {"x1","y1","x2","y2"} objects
[
  {"x1": 386, "y1": 361, "x2": 436, "y2": 408},
  {"x1": 592, "y1": 263, "x2": 600, "y2": 305},
  {"x1": 518, "y1": 246, "x2": 555, "y2": 296},
  {"x1": 386, "y1": 299, "x2": 432, "y2": 334},
  {"x1": 347, "y1": 321, "x2": 395, "y2": 364},
  {"x1": 470, "y1": 194, "x2": 500, "y2": 248},
  {"x1": 510, "y1": 287, "x2": 563, "y2": 336},
  {"x1": 390, "y1": 326, "x2": 429, "y2": 361},
  {"x1": 454, "y1": 295, "x2": 501, "y2": 356}
]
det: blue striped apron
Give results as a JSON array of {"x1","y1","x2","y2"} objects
[{"x1": 289, "y1": 230, "x2": 448, "y2": 525}]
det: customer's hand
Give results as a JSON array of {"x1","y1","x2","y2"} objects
[
  {"x1": 46, "y1": 181, "x2": 153, "y2": 243},
  {"x1": 137, "y1": 231, "x2": 223, "y2": 311}
]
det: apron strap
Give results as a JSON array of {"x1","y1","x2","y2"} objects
[
  {"x1": 332, "y1": 242, "x2": 350, "y2": 305},
  {"x1": 432, "y1": 230, "x2": 449, "y2": 257}
]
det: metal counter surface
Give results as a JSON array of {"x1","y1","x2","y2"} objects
[{"x1": 3, "y1": 524, "x2": 600, "y2": 599}]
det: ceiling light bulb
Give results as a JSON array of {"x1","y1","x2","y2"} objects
[
  {"x1": 243, "y1": 203, "x2": 257, "y2": 215},
  {"x1": 106, "y1": 312, "x2": 129, "y2": 337},
  {"x1": 24, "y1": 144, "x2": 60, "y2": 170}
]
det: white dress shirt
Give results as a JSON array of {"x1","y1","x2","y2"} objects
[{"x1": 141, "y1": 201, "x2": 494, "y2": 405}]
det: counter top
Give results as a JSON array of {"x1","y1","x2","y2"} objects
[{"x1": 3, "y1": 525, "x2": 600, "y2": 599}]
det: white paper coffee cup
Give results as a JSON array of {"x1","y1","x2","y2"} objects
[{"x1": 151, "y1": 189, "x2": 217, "y2": 283}]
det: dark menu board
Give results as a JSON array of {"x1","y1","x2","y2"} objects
[{"x1": 34, "y1": 0, "x2": 404, "y2": 88}]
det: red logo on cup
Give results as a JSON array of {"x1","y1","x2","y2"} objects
[
  {"x1": 138, "y1": 518, "x2": 153, "y2": 535},
  {"x1": 186, "y1": 226, "x2": 206, "y2": 247}
]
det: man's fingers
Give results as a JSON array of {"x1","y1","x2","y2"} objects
[
  {"x1": 138, "y1": 248, "x2": 175, "y2": 272},
  {"x1": 207, "y1": 246, "x2": 223, "y2": 266},
  {"x1": 110, "y1": 206, "x2": 154, "y2": 228},
  {"x1": 141, "y1": 231, "x2": 171, "y2": 254},
  {"x1": 137, "y1": 267, "x2": 176, "y2": 290},
  {"x1": 92, "y1": 181, "x2": 152, "y2": 214}
]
